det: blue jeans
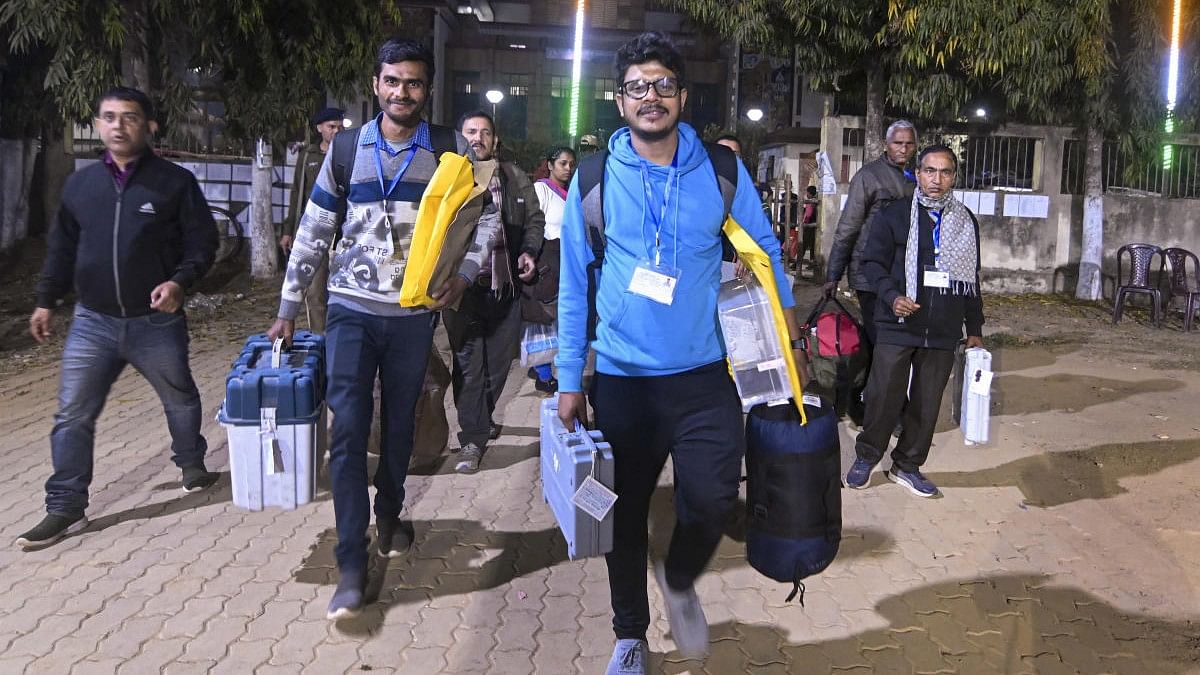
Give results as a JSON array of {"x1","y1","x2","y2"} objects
[
  {"x1": 325, "y1": 304, "x2": 435, "y2": 571},
  {"x1": 46, "y1": 305, "x2": 207, "y2": 517}
]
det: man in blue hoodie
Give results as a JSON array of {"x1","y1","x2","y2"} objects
[{"x1": 555, "y1": 32, "x2": 807, "y2": 674}]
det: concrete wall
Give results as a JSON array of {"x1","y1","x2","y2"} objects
[{"x1": 810, "y1": 115, "x2": 1200, "y2": 294}]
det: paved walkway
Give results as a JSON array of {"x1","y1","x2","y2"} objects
[{"x1": 1, "y1": 301, "x2": 1198, "y2": 674}]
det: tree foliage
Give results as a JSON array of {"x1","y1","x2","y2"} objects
[{"x1": 0, "y1": 0, "x2": 400, "y2": 144}]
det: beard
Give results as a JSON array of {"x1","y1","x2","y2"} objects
[{"x1": 625, "y1": 104, "x2": 677, "y2": 143}]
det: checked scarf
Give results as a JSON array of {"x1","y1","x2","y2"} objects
[{"x1": 905, "y1": 187, "x2": 978, "y2": 300}]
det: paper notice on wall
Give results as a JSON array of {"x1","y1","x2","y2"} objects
[
  {"x1": 977, "y1": 192, "x2": 996, "y2": 216},
  {"x1": 816, "y1": 151, "x2": 837, "y2": 194},
  {"x1": 1018, "y1": 195, "x2": 1050, "y2": 219},
  {"x1": 962, "y1": 191, "x2": 981, "y2": 213},
  {"x1": 1003, "y1": 194, "x2": 1021, "y2": 217},
  {"x1": 953, "y1": 190, "x2": 965, "y2": 202}
]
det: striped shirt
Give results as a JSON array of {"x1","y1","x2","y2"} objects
[{"x1": 278, "y1": 116, "x2": 499, "y2": 319}]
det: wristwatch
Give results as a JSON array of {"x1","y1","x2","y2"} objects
[{"x1": 790, "y1": 337, "x2": 807, "y2": 351}]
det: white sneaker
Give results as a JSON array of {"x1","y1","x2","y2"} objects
[
  {"x1": 654, "y1": 562, "x2": 709, "y2": 659},
  {"x1": 605, "y1": 639, "x2": 648, "y2": 675}
]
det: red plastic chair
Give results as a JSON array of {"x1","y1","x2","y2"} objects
[
  {"x1": 1112, "y1": 243, "x2": 1164, "y2": 328},
  {"x1": 1162, "y1": 247, "x2": 1200, "y2": 332}
]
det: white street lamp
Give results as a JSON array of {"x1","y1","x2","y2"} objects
[
  {"x1": 975, "y1": 108, "x2": 987, "y2": 118},
  {"x1": 746, "y1": 107, "x2": 764, "y2": 122},
  {"x1": 485, "y1": 89, "x2": 505, "y2": 125}
]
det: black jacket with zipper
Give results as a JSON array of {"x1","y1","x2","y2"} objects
[
  {"x1": 861, "y1": 198, "x2": 985, "y2": 351},
  {"x1": 36, "y1": 151, "x2": 217, "y2": 318}
]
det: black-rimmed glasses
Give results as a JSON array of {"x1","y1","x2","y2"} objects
[{"x1": 618, "y1": 77, "x2": 682, "y2": 99}]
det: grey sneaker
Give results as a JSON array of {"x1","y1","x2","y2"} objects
[
  {"x1": 455, "y1": 443, "x2": 484, "y2": 474},
  {"x1": 606, "y1": 639, "x2": 648, "y2": 674},
  {"x1": 16, "y1": 514, "x2": 88, "y2": 550},
  {"x1": 654, "y1": 562, "x2": 709, "y2": 659},
  {"x1": 326, "y1": 568, "x2": 366, "y2": 621}
]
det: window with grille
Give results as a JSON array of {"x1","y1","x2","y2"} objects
[
  {"x1": 505, "y1": 73, "x2": 531, "y2": 97},
  {"x1": 594, "y1": 78, "x2": 616, "y2": 101},
  {"x1": 550, "y1": 76, "x2": 568, "y2": 98},
  {"x1": 455, "y1": 71, "x2": 480, "y2": 94}
]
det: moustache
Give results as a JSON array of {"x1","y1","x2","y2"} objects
[
  {"x1": 637, "y1": 105, "x2": 667, "y2": 115},
  {"x1": 388, "y1": 99, "x2": 417, "y2": 107}
]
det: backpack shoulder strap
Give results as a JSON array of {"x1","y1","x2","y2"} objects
[
  {"x1": 428, "y1": 124, "x2": 458, "y2": 159},
  {"x1": 703, "y1": 141, "x2": 739, "y2": 262},
  {"x1": 331, "y1": 127, "x2": 362, "y2": 200},
  {"x1": 576, "y1": 150, "x2": 609, "y2": 342},
  {"x1": 703, "y1": 141, "x2": 738, "y2": 221}
]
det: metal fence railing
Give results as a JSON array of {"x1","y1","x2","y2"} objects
[
  {"x1": 924, "y1": 133, "x2": 1039, "y2": 192},
  {"x1": 1061, "y1": 140, "x2": 1200, "y2": 199}
]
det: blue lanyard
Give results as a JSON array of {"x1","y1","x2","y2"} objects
[
  {"x1": 374, "y1": 139, "x2": 418, "y2": 203},
  {"x1": 639, "y1": 158, "x2": 677, "y2": 266},
  {"x1": 930, "y1": 210, "x2": 943, "y2": 265}
]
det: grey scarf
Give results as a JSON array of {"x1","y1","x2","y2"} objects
[{"x1": 905, "y1": 188, "x2": 977, "y2": 300}]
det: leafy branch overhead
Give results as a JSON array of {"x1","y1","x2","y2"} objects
[{"x1": 0, "y1": 0, "x2": 401, "y2": 144}]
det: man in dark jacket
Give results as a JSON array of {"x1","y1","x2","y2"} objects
[
  {"x1": 823, "y1": 120, "x2": 917, "y2": 424},
  {"x1": 845, "y1": 144, "x2": 984, "y2": 498},
  {"x1": 18, "y1": 86, "x2": 218, "y2": 550},
  {"x1": 445, "y1": 110, "x2": 543, "y2": 474},
  {"x1": 280, "y1": 107, "x2": 345, "y2": 332}
]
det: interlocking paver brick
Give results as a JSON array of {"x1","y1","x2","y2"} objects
[
  {"x1": 210, "y1": 638, "x2": 273, "y2": 675},
  {"x1": 180, "y1": 615, "x2": 251, "y2": 662},
  {"x1": 444, "y1": 626, "x2": 497, "y2": 673},
  {"x1": 411, "y1": 606, "x2": 462, "y2": 649},
  {"x1": 116, "y1": 636, "x2": 187, "y2": 675},
  {"x1": 269, "y1": 619, "x2": 331, "y2": 666}
]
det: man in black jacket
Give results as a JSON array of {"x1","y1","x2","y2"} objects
[
  {"x1": 845, "y1": 144, "x2": 984, "y2": 498},
  {"x1": 445, "y1": 110, "x2": 543, "y2": 473},
  {"x1": 17, "y1": 87, "x2": 218, "y2": 550}
]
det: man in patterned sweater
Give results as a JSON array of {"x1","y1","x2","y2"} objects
[{"x1": 268, "y1": 38, "x2": 500, "y2": 621}]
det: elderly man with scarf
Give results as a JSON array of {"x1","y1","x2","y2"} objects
[{"x1": 845, "y1": 144, "x2": 985, "y2": 498}]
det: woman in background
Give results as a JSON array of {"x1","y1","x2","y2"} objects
[{"x1": 525, "y1": 146, "x2": 577, "y2": 393}]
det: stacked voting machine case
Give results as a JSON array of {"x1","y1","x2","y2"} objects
[
  {"x1": 220, "y1": 334, "x2": 326, "y2": 510},
  {"x1": 540, "y1": 397, "x2": 615, "y2": 560},
  {"x1": 956, "y1": 346, "x2": 993, "y2": 445},
  {"x1": 717, "y1": 277, "x2": 794, "y2": 411}
]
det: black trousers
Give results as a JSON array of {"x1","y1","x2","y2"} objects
[
  {"x1": 590, "y1": 361, "x2": 744, "y2": 641},
  {"x1": 854, "y1": 343, "x2": 955, "y2": 473},
  {"x1": 442, "y1": 287, "x2": 523, "y2": 449}
]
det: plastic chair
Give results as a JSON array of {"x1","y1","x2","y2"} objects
[
  {"x1": 1162, "y1": 247, "x2": 1200, "y2": 332},
  {"x1": 1112, "y1": 243, "x2": 1164, "y2": 328}
]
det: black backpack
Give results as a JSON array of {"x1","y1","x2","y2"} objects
[
  {"x1": 329, "y1": 124, "x2": 459, "y2": 202},
  {"x1": 574, "y1": 142, "x2": 740, "y2": 341}
]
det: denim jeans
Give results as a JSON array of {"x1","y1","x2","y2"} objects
[
  {"x1": 46, "y1": 305, "x2": 207, "y2": 517},
  {"x1": 442, "y1": 290, "x2": 523, "y2": 449},
  {"x1": 589, "y1": 361, "x2": 745, "y2": 641},
  {"x1": 325, "y1": 304, "x2": 436, "y2": 571}
]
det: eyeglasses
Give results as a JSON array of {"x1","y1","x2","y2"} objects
[{"x1": 618, "y1": 77, "x2": 682, "y2": 100}]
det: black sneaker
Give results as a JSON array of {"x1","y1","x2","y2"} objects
[
  {"x1": 182, "y1": 465, "x2": 218, "y2": 493},
  {"x1": 488, "y1": 422, "x2": 502, "y2": 441},
  {"x1": 377, "y1": 518, "x2": 415, "y2": 558},
  {"x1": 16, "y1": 514, "x2": 88, "y2": 550},
  {"x1": 534, "y1": 377, "x2": 558, "y2": 394}
]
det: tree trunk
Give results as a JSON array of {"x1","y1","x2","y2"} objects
[
  {"x1": 864, "y1": 67, "x2": 885, "y2": 160},
  {"x1": 120, "y1": 0, "x2": 152, "y2": 92},
  {"x1": 249, "y1": 138, "x2": 279, "y2": 279},
  {"x1": 0, "y1": 138, "x2": 38, "y2": 252},
  {"x1": 36, "y1": 122, "x2": 73, "y2": 238},
  {"x1": 1075, "y1": 121, "x2": 1104, "y2": 300}
]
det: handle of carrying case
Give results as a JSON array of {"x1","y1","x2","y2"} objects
[
  {"x1": 803, "y1": 295, "x2": 863, "y2": 332},
  {"x1": 271, "y1": 337, "x2": 284, "y2": 368}
]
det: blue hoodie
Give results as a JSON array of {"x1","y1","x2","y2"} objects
[{"x1": 555, "y1": 122, "x2": 794, "y2": 392}]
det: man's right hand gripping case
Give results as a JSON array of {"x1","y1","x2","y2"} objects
[{"x1": 540, "y1": 396, "x2": 615, "y2": 560}]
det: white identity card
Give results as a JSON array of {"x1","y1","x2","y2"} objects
[
  {"x1": 628, "y1": 261, "x2": 680, "y2": 305},
  {"x1": 572, "y1": 476, "x2": 618, "y2": 522},
  {"x1": 924, "y1": 268, "x2": 950, "y2": 289}
]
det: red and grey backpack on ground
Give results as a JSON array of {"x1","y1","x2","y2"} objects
[
  {"x1": 744, "y1": 396, "x2": 842, "y2": 603},
  {"x1": 802, "y1": 295, "x2": 869, "y2": 393}
]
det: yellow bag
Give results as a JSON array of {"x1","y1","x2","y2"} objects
[
  {"x1": 722, "y1": 218, "x2": 807, "y2": 424},
  {"x1": 398, "y1": 154, "x2": 491, "y2": 308}
]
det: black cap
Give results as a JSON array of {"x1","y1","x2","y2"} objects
[{"x1": 311, "y1": 107, "x2": 345, "y2": 126}]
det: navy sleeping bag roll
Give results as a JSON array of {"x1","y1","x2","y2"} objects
[{"x1": 745, "y1": 398, "x2": 842, "y2": 603}]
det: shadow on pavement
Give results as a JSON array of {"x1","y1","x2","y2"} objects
[
  {"x1": 656, "y1": 574, "x2": 1200, "y2": 673},
  {"x1": 408, "y1": 440, "x2": 540, "y2": 476},
  {"x1": 990, "y1": 373, "x2": 1184, "y2": 418},
  {"x1": 926, "y1": 438, "x2": 1200, "y2": 507},
  {"x1": 87, "y1": 471, "x2": 234, "y2": 534}
]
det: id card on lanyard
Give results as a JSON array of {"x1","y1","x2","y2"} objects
[
  {"x1": 924, "y1": 209, "x2": 949, "y2": 289},
  {"x1": 627, "y1": 160, "x2": 681, "y2": 305},
  {"x1": 375, "y1": 139, "x2": 418, "y2": 235}
]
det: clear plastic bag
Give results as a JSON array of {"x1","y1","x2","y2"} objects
[{"x1": 521, "y1": 322, "x2": 559, "y2": 367}]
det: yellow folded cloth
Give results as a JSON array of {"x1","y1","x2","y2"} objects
[
  {"x1": 399, "y1": 153, "x2": 493, "y2": 308},
  {"x1": 722, "y1": 217, "x2": 807, "y2": 424}
]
